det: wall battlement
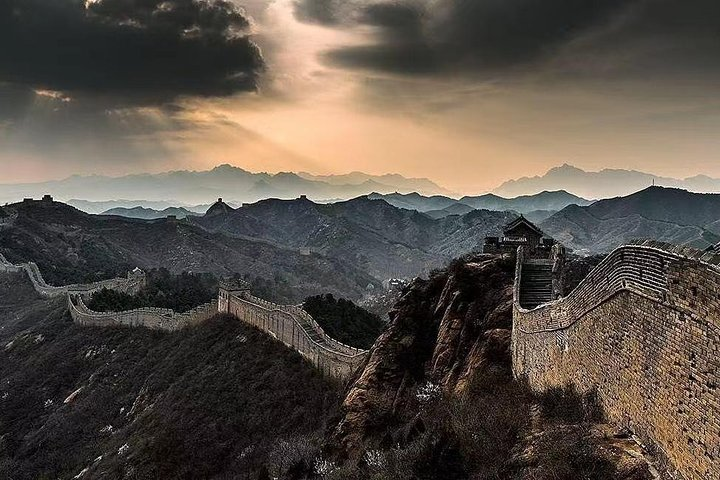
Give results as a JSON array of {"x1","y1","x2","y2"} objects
[
  {"x1": 513, "y1": 241, "x2": 720, "y2": 479},
  {"x1": 68, "y1": 295, "x2": 218, "y2": 331},
  {"x1": 219, "y1": 286, "x2": 368, "y2": 380}
]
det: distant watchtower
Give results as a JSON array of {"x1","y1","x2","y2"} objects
[{"x1": 218, "y1": 278, "x2": 251, "y2": 313}]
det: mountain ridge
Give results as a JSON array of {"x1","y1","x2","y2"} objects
[
  {"x1": 495, "y1": 163, "x2": 720, "y2": 199},
  {"x1": 541, "y1": 186, "x2": 720, "y2": 253}
]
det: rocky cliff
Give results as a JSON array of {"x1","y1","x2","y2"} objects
[{"x1": 326, "y1": 254, "x2": 654, "y2": 479}]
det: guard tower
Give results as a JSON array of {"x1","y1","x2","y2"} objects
[
  {"x1": 218, "y1": 278, "x2": 251, "y2": 313},
  {"x1": 483, "y1": 216, "x2": 555, "y2": 256}
]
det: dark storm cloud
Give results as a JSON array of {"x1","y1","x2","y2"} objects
[
  {"x1": 297, "y1": 0, "x2": 635, "y2": 74},
  {"x1": 297, "y1": 0, "x2": 720, "y2": 79},
  {"x1": 0, "y1": 0, "x2": 264, "y2": 105},
  {"x1": 0, "y1": 84, "x2": 35, "y2": 122},
  {"x1": 293, "y1": 0, "x2": 344, "y2": 25}
]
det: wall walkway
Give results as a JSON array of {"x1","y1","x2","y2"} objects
[
  {"x1": 219, "y1": 285, "x2": 368, "y2": 380},
  {"x1": 513, "y1": 240, "x2": 720, "y2": 479}
]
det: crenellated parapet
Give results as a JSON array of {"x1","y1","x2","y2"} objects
[
  {"x1": 68, "y1": 295, "x2": 218, "y2": 331},
  {"x1": 219, "y1": 284, "x2": 368, "y2": 380},
  {"x1": 513, "y1": 240, "x2": 720, "y2": 479}
]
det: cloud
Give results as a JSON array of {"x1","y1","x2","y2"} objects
[
  {"x1": 0, "y1": 0, "x2": 264, "y2": 105},
  {"x1": 295, "y1": 0, "x2": 720, "y2": 83}
]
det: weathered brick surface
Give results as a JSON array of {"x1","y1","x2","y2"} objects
[{"x1": 513, "y1": 243, "x2": 720, "y2": 479}]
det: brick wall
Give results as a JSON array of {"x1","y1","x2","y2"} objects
[
  {"x1": 0, "y1": 253, "x2": 144, "y2": 296},
  {"x1": 513, "y1": 242, "x2": 720, "y2": 479},
  {"x1": 68, "y1": 295, "x2": 218, "y2": 331},
  {"x1": 219, "y1": 287, "x2": 368, "y2": 380}
]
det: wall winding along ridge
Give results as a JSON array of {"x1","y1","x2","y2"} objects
[
  {"x1": 0, "y1": 253, "x2": 144, "y2": 296},
  {"x1": 513, "y1": 240, "x2": 720, "y2": 479},
  {"x1": 2, "y1": 252, "x2": 366, "y2": 380},
  {"x1": 219, "y1": 285, "x2": 368, "y2": 380},
  {"x1": 68, "y1": 295, "x2": 219, "y2": 331}
]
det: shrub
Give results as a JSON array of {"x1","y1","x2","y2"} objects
[{"x1": 303, "y1": 294, "x2": 386, "y2": 349}]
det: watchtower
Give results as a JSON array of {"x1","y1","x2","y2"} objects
[
  {"x1": 218, "y1": 278, "x2": 251, "y2": 313},
  {"x1": 483, "y1": 215, "x2": 556, "y2": 256}
]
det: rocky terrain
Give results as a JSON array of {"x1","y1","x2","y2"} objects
[
  {"x1": 541, "y1": 186, "x2": 720, "y2": 253},
  {"x1": 0, "y1": 199, "x2": 377, "y2": 302},
  {"x1": 0, "y1": 246, "x2": 657, "y2": 479},
  {"x1": 316, "y1": 254, "x2": 653, "y2": 479}
]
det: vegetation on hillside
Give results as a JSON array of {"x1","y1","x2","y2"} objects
[
  {"x1": 88, "y1": 268, "x2": 218, "y2": 313},
  {"x1": 303, "y1": 294, "x2": 386, "y2": 349},
  {"x1": 0, "y1": 276, "x2": 341, "y2": 480}
]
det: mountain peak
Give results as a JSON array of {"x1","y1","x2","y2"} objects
[{"x1": 205, "y1": 197, "x2": 235, "y2": 217}]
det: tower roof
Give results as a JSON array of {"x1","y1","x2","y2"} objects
[{"x1": 503, "y1": 215, "x2": 544, "y2": 237}]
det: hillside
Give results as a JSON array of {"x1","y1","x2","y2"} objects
[
  {"x1": 193, "y1": 196, "x2": 516, "y2": 280},
  {"x1": 460, "y1": 190, "x2": 591, "y2": 212},
  {"x1": 0, "y1": 273, "x2": 340, "y2": 480},
  {"x1": 541, "y1": 187, "x2": 720, "y2": 253},
  {"x1": 0, "y1": 199, "x2": 378, "y2": 302},
  {"x1": 424, "y1": 202, "x2": 475, "y2": 219}
]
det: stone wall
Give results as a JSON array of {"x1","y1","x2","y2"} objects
[
  {"x1": 69, "y1": 295, "x2": 218, "y2": 331},
  {"x1": 513, "y1": 241, "x2": 720, "y2": 479},
  {"x1": 219, "y1": 287, "x2": 368, "y2": 380},
  {"x1": 0, "y1": 253, "x2": 144, "y2": 297}
]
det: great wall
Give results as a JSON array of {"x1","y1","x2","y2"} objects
[
  {"x1": 513, "y1": 239, "x2": 720, "y2": 479},
  {"x1": 0, "y1": 252, "x2": 368, "y2": 380},
  {"x1": 4, "y1": 228, "x2": 720, "y2": 477}
]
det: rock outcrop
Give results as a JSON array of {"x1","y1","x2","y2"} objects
[{"x1": 334, "y1": 255, "x2": 515, "y2": 457}]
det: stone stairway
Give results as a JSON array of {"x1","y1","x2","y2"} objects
[{"x1": 520, "y1": 260, "x2": 553, "y2": 309}]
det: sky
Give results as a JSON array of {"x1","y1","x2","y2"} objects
[{"x1": 1, "y1": 0, "x2": 719, "y2": 194}]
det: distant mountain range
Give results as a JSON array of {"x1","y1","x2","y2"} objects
[
  {"x1": 192, "y1": 196, "x2": 516, "y2": 280},
  {"x1": 494, "y1": 164, "x2": 720, "y2": 199},
  {"x1": 368, "y1": 190, "x2": 590, "y2": 221},
  {"x1": 101, "y1": 206, "x2": 200, "y2": 220},
  {"x1": 0, "y1": 164, "x2": 453, "y2": 205},
  {"x1": 66, "y1": 199, "x2": 213, "y2": 215},
  {"x1": 541, "y1": 186, "x2": 720, "y2": 253}
]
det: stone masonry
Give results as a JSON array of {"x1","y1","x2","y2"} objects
[
  {"x1": 513, "y1": 240, "x2": 720, "y2": 479},
  {"x1": 219, "y1": 280, "x2": 368, "y2": 380}
]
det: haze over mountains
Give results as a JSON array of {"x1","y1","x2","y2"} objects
[
  {"x1": 496, "y1": 164, "x2": 720, "y2": 199},
  {"x1": 193, "y1": 196, "x2": 516, "y2": 280},
  {"x1": 0, "y1": 165, "x2": 453, "y2": 206}
]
